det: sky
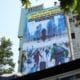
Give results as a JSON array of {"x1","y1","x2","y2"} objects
[
  {"x1": 0, "y1": 0, "x2": 59, "y2": 73},
  {"x1": 0, "y1": 0, "x2": 21, "y2": 72}
]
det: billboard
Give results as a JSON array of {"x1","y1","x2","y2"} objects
[{"x1": 21, "y1": 8, "x2": 71, "y2": 75}]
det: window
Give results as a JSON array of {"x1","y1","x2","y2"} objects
[{"x1": 71, "y1": 33, "x2": 75, "y2": 39}]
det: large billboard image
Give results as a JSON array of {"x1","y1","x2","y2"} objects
[
  {"x1": 24, "y1": 13, "x2": 66, "y2": 42},
  {"x1": 21, "y1": 8, "x2": 71, "y2": 75}
]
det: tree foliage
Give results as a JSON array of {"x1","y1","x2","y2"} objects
[
  {"x1": 21, "y1": 0, "x2": 31, "y2": 8},
  {"x1": 59, "y1": 0, "x2": 80, "y2": 16},
  {"x1": 59, "y1": 0, "x2": 80, "y2": 26},
  {"x1": 0, "y1": 37, "x2": 15, "y2": 75}
]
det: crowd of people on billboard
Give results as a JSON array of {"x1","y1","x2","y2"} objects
[
  {"x1": 22, "y1": 13, "x2": 71, "y2": 75},
  {"x1": 22, "y1": 42, "x2": 70, "y2": 75},
  {"x1": 24, "y1": 13, "x2": 67, "y2": 42}
]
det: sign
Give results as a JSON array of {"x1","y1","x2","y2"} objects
[{"x1": 28, "y1": 8, "x2": 62, "y2": 21}]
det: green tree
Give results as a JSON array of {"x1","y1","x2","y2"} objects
[
  {"x1": 0, "y1": 37, "x2": 15, "y2": 75},
  {"x1": 21, "y1": 0, "x2": 31, "y2": 8},
  {"x1": 59, "y1": 0, "x2": 80, "y2": 17},
  {"x1": 59, "y1": 0, "x2": 74, "y2": 13},
  {"x1": 59, "y1": 0, "x2": 80, "y2": 26}
]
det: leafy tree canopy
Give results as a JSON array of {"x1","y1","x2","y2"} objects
[
  {"x1": 21, "y1": 0, "x2": 31, "y2": 8},
  {"x1": 59, "y1": 0, "x2": 80, "y2": 17},
  {"x1": 0, "y1": 37, "x2": 15, "y2": 75}
]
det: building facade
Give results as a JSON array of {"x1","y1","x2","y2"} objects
[{"x1": 18, "y1": 5, "x2": 80, "y2": 80}]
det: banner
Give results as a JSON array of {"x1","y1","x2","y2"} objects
[
  {"x1": 22, "y1": 8, "x2": 71, "y2": 75},
  {"x1": 28, "y1": 8, "x2": 62, "y2": 21}
]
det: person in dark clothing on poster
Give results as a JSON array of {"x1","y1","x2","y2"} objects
[
  {"x1": 33, "y1": 49, "x2": 42, "y2": 71},
  {"x1": 45, "y1": 48, "x2": 49, "y2": 56},
  {"x1": 41, "y1": 28, "x2": 47, "y2": 41},
  {"x1": 50, "y1": 43, "x2": 68, "y2": 65}
]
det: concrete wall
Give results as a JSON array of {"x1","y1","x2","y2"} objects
[{"x1": 69, "y1": 13, "x2": 80, "y2": 59}]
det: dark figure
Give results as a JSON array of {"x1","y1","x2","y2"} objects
[
  {"x1": 34, "y1": 24, "x2": 42, "y2": 40},
  {"x1": 50, "y1": 43, "x2": 68, "y2": 65},
  {"x1": 45, "y1": 48, "x2": 49, "y2": 57},
  {"x1": 41, "y1": 28, "x2": 47, "y2": 41},
  {"x1": 27, "y1": 49, "x2": 33, "y2": 64},
  {"x1": 33, "y1": 49, "x2": 42, "y2": 71}
]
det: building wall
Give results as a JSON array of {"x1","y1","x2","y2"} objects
[
  {"x1": 69, "y1": 13, "x2": 80, "y2": 59},
  {"x1": 18, "y1": 8, "x2": 27, "y2": 72}
]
